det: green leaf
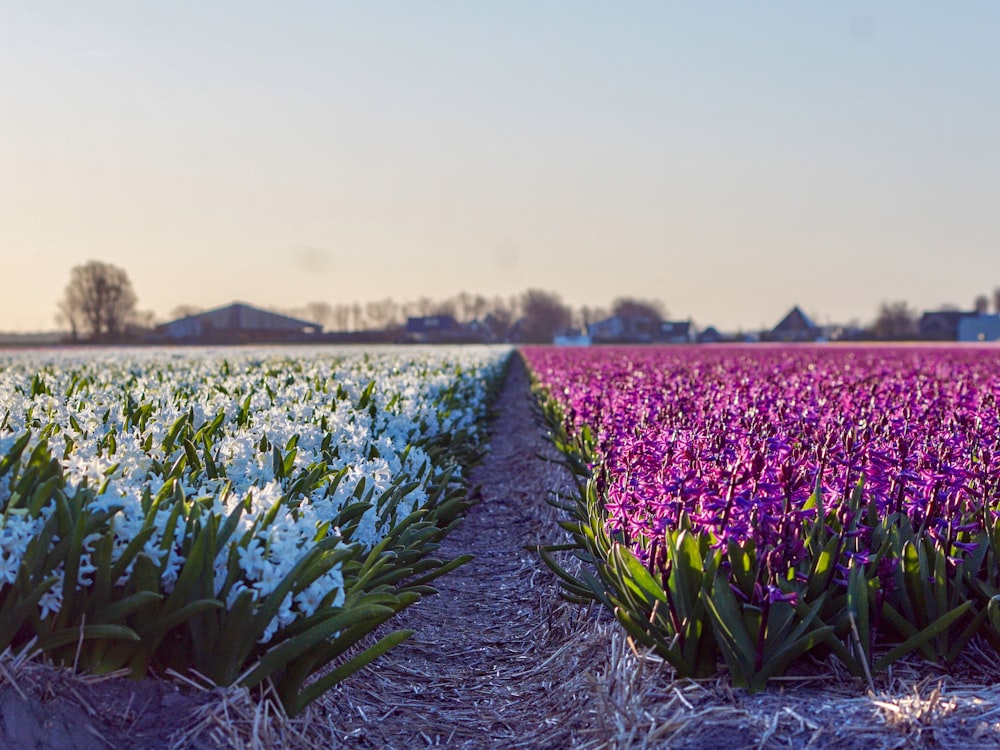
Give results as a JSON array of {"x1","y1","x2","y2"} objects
[
  {"x1": 34, "y1": 624, "x2": 140, "y2": 653},
  {"x1": 241, "y1": 604, "x2": 395, "y2": 689},
  {"x1": 874, "y1": 601, "x2": 973, "y2": 671},
  {"x1": 292, "y1": 629, "x2": 413, "y2": 715}
]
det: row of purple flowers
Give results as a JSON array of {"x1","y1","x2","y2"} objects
[{"x1": 525, "y1": 345, "x2": 1000, "y2": 688}]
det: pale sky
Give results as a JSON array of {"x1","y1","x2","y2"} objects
[{"x1": 2, "y1": 3, "x2": 998, "y2": 333}]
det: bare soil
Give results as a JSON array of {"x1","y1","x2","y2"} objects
[{"x1": 5, "y1": 353, "x2": 1000, "y2": 749}]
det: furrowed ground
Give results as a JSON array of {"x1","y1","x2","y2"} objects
[{"x1": 4, "y1": 353, "x2": 1000, "y2": 748}]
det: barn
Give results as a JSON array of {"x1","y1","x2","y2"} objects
[{"x1": 155, "y1": 303, "x2": 322, "y2": 343}]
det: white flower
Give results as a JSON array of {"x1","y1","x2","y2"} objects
[{"x1": 0, "y1": 345, "x2": 510, "y2": 635}]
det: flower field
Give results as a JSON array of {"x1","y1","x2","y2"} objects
[
  {"x1": 525, "y1": 345, "x2": 1000, "y2": 690},
  {"x1": 0, "y1": 345, "x2": 509, "y2": 714}
]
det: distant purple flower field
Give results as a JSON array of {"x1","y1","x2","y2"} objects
[{"x1": 524, "y1": 345, "x2": 1000, "y2": 576}]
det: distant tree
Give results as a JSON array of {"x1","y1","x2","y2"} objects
[
  {"x1": 55, "y1": 299, "x2": 81, "y2": 341},
  {"x1": 994, "y1": 288, "x2": 1000, "y2": 314},
  {"x1": 59, "y1": 261, "x2": 139, "y2": 340},
  {"x1": 612, "y1": 297, "x2": 665, "y2": 337},
  {"x1": 415, "y1": 297, "x2": 436, "y2": 317},
  {"x1": 476, "y1": 296, "x2": 514, "y2": 339},
  {"x1": 128, "y1": 310, "x2": 157, "y2": 335},
  {"x1": 365, "y1": 298, "x2": 400, "y2": 330},
  {"x1": 580, "y1": 306, "x2": 609, "y2": 328},
  {"x1": 482, "y1": 309, "x2": 513, "y2": 340},
  {"x1": 974, "y1": 294, "x2": 990, "y2": 314},
  {"x1": 519, "y1": 289, "x2": 571, "y2": 343},
  {"x1": 432, "y1": 299, "x2": 457, "y2": 318},
  {"x1": 170, "y1": 304, "x2": 204, "y2": 320},
  {"x1": 332, "y1": 304, "x2": 351, "y2": 332},
  {"x1": 612, "y1": 297, "x2": 665, "y2": 322},
  {"x1": 871, "y1": 300, "x2": 918, "y2": 340},
  {"x1": 301, "y1": 301, "x2": 334, "y2": 329},
  {"x1": 471, "y1": 294, "x2": 489, "y2": 322},
  {"x1": 453, "y1": 291, "x2": 475, "y2": 322}
]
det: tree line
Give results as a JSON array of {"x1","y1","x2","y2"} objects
[
  {"x1": 55, "y1": 259, "x2": 1000, "y2": 344},
  {"x1": 871, "y1": 289, "x2": 1000, "y2": 340},
  {"x1": 55, "y1": 260, "x2": 666, "y2": 344}
]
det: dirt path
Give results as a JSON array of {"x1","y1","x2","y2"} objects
[{"x1": 318, "y1": 353, "x2": 611, "y2": 749}]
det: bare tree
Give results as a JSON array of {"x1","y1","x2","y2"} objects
[
  {"x1": 415, "y1": 297, "x2": 436, "y2": 317},
  {"x1": 170, "y1": 304, "x2": 204, "y2": 320},
  {"x1": 519, "y1": 289, "x2": 571, "y2": 343},
  {"x1": 974, "y1": 294, "x2": 990, "y2": 314},
  {"x1": 433, "y1": 300, "x2": 457, "y2": 318},
  {"x1": 59, "y1": 261, "x2": 139, "y2": 340},
  {"x1": 471, "y1": 294, "x2": 489, "y2": 323},
  {"x1": 871, "y1": 300, "x2": 918, "y2": 340},
  {"x1": 129, "y1": 309, "x2": 156, "y2": 334},
  {"x1": 332, "y1": 304, "x2": 351, "y2": 332},
  {"x1": 55, "y1": 298, "x2": 81, "y2": 341},
  {"x1": 612, "y1": 297, "x2": 666, "y2": 337},
  {"x1": 365, "y1": 298, "x2": 400, "y2": 330},
  {"x1": 302, "y1": 301, "x2": 335, "y2": 329},
  {"x1": 994, "y1": 288, "x2": 1000, "y2": 314}
]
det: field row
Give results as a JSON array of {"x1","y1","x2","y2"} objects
[
  {"x1": 0, "y1": 346, "x2": 509, "y2": 714},
  {"x1": 525, "y1": 345, "x2": 1000, "y2": 689}
]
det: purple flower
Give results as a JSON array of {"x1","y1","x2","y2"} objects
[{"x1": 523, "y1": 345, "x2": 1000, "y2": 589}]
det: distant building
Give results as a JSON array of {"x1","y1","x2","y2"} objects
[
  {"x1": 155, "y1": 303, "x2": 322, "y2": 343},
  {"x1": 766, "y1": 306, "x2": 820, "y2": 343},
  {"x1": 402, "y1": 315, "x2": 494, "y2": 343},
  {"x1": 659, "y1": 320, "x2": 693, "y2": 344},
  {"x1": 587, "y1": 316, "x2": 626, "y2": 342},
  {"x1": 958, "y1": 314, "x2": 1000, "y2": 342},
  {"x1": 825, "y1": 324, "x2": 867, "y2": 342},
  {"x1": 405, "y1": 315, "x2": 458, "y2": 335},
  {"x1": 919, "y1": 310, "x2": 976, "y2": 341},
  {"x1": 554, "y1": 333, "x2": 592, "y2": 346},
  {"x1": 696, "y1": 326, "x2": 724, "y2": 344},
  {"x1": 403, "y1": 315, "x2": 462, "y2": 342}
]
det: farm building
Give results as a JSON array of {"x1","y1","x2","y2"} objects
[
  {"x1": 659, "y1": 320, "x2": 693, "y2": 344},
  {"x1": 919, "y1": 310, "x2": 976, "y2": 341},
  {"x1": 696, "y1": 326, "x2": 724, "y2": 344},
  {"x1": 405, "y1": 315, "x2": 459, "y2": 336},
  {"x1": 958, "y1": 314, "x2": 1000, "y2": 342},
  {"x1": 403, "y1": 315, "x2": 463, "y2": 343},
  {"x1": 154, "y1": 303, "x2": 322, "y2": 343},
  {"x1": 587, "y1": 316, "x2": 626, "y2": 341},
  {"x1": 766, "y1": 306, "x2": 820, "y2": 343}
]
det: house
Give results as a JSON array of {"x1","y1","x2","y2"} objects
[
  {"x1": 658, "y1": 320, "x2": 693, "y2": 344},
  {"x1": 403, "y1": 315, "x2": 461, "y2": 342},
  {"x1": 696, "y1": 326, "x2": 724, "y2": 344},
  {"x1": 958, "y1": 314, "x2": 1000, "y2": 342},
  {"x1": 587, "y1": 316, "x2": 626, "y2": 342},
  {"x1": 919, "y1": 310, "x2": 976, "y2": 341},
  {"x1": 155, "y1": 303, "x2": 322, "y2": 343},
  {"x1": 825, "y1": 324, "x2": 867, "y2": 342},
  {"x1": 405, "y1": 315, "x2": 459, "y2": 335},
  {"x1": 402, "y1": 315, "x2": 491, "y2": 343},
  {"x1": 766, "y1": 306, "x2": 820, "y2": 343},
  {"x1": 554, "y1": 332, "x2": 592, "y2": 346}
]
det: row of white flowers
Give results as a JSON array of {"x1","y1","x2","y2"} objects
[{"x1": 0, "y1": 345, "x2": 509, "y2": 642}]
